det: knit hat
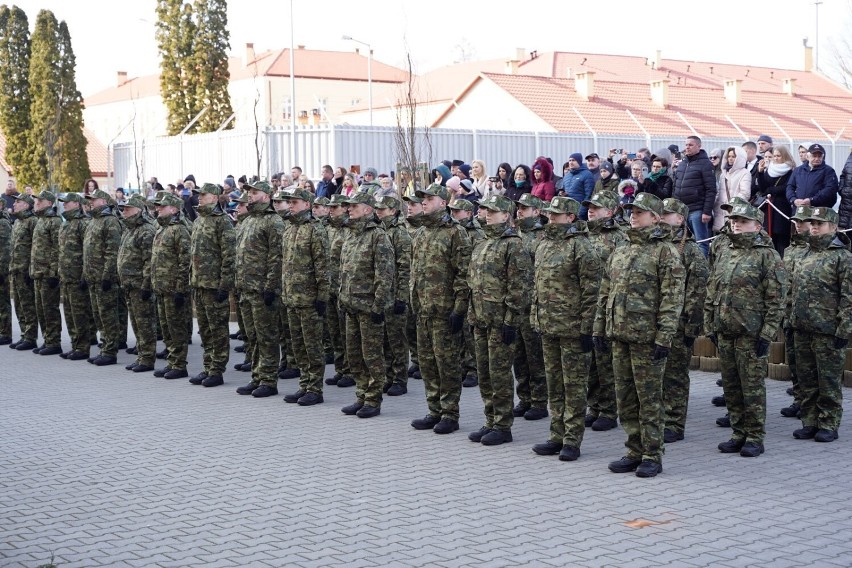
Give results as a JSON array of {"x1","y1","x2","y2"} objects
[
  {"x1": 458, "y1": 164, "x2": 471, "y2": 178},
  {"x1": 445, "y1": 176, "x2": 461, "y2": 192},
  {"x1": 569, "y1": 152, "x2": 584, "y2": 165},
  {"x1": 184, "y1": 174, "x2": 196, "y2": 184},
  {"x1": 600, "y1": 162, "x2": 614, "y2": 174},
  {"x1": 364, "y1": 167, "x2": 378, "y2": 178},
  {"x1": 757, "y1": 134, "x2": 773, "y2": 144}
]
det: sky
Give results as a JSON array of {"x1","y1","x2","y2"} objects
[{"x1": 10, "y1": 0, "x2": 852, "y2": 97}]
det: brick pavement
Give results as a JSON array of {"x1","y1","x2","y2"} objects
[{"x1": 1, "y1": 317, "x2": 851, "y2": 567}]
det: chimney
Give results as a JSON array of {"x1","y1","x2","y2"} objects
[
  {"x1": 803, "y1": 44, "x2": 814, "y2": 71},
  {"x1": 651, "y1": 49, "x2": 662, "y2": 70},
  {"x1": 505, "y1": 59, "x2": 520, "y2": 74},
  {"x1": 515, "y1": 47, "x2": 526, "y2": 61},
  {"x1": 724, "y1": 79, "x2": 742, "y2": 106},
  {"x1": 566, "y1": 66, "x2": 573, "y2": 79},
  {"x1": 311, "y1": 108, "x2": 321, "y2": 125},
  {"x1": 575, "y1": 71, "x2": 595, "y2": 101},
  {"x1": 782, "y1": 77, "x2": 796, "y2": 96},
  {"x1": 117, "y1": 71, "x2": 127, "y2": 87},
  {"x1": 244, "y1": 43, "x2": 256, "y2": 66},
  {"x1": 650, "y1": 79, "x2": 669, "y2": 108},
  {"x1": 298, "y1": 110, "x2": 309, "y2": 125},
  {"x1": 297, "y1": 45, "x2": 305, "y2": 50}
]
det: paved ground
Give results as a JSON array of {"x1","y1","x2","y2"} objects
[{"x1": 1, "y1": 318, "x2": 851, "y2": 568}]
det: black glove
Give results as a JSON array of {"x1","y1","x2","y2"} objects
[
  {"x1": 370, "y1": 311, "x2": 385, "y2": 324},
  {"x1": 263, "y1": 290, "x2": 276, "y2": 306},
  {"x1": 833, "y1": 336, "x2": 848, "y2": 350},
  {"x1": 79, "y1": 278, "x2": 88, "y2": 291},
  {"x1": 448, "y1": 311, "x2": 464, "y2": 334},
  {"x1": 652, "y1": 344, "x2": 671, "y2": 361},
  {"x1": 173, "y1": 292, "x2": 185, "y2": 308},
  {"x1": 592, "y1": 336, "x2": 608, "y2": 353},
  {"x1": 315, "y1": 300, "x2": 326, "y2": 317},
  {"x1": 500, "y1": 324, "x2": 517, "y2": 345},
  {"x1": 46, "y1": 277, "x2": 59, "y2": 289},
  {"x1": 755, "y1": 338, "x2": 770, "y2": 357},
  {"x1": 215, "y1": 289, "x2": 229, "y2": 303},
  {"x1": 684, "y1": 336, "x2": 695, "y2": 348},
  {"x1": 580, "y1": 334, "x2": 594, "y2": 353},
  {"x1": 101, "y1": 279, "x2": 112, "y2": 292},
  {"x1": 140, "y1": 289, "x2": 152, "y2": 301},
  {"x1": 708, "y1": 334, "x2": 718, "y2": 347},
  {"x1": 393, "y1": 301, "x2": 407, "y2": 315},
  {"x1": 24, "y1": 274, "x2": 33, "y2": 287}
]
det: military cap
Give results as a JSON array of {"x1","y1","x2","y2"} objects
[
  {"x1": 245, "y1": 180, "x2": 274, "y2": 195},
  {"x1": 517, "y1": 193, "x2": 544, "y2": 210},
  {"x1": 583, "y1": 190, "x2": 618, "y2": 211},
  {"x1": 344, "y1": 191, "x2": 375, "y2": 207},
  {"x1": 374, "y1": 194, "x2": 401, "y2": 210},
  {"x1": 284, "y1": 187, "x2": 315, "y2": 204},
  {"x1": 805, "y1": 206, "x2": 839, "y2": 224},
  {"x1": 791, "y1": 205, "x2": 813, "y2": 221},
  {"x1": 14, "y1": 193, "x2": 34, "y2": 206},
  {"x1": 124, "y1": 194, "x2": 149, "y2": 209},
  {"x1": 447, "y1": 199, "x2": 473, "y2": 212},
  {"x1": 727, "y1": 202, "x2": 764, "y2": 224},
  {"x1": 624, "y1": 192, "x2": 663, "y2": 216},
  {"x1": 85, "y1": 188, "x2": 115, "y2": 204},
  {"x1": 662, "y1": 198, "x2": 689, "y2": 220},
  {"x1": 328, "y1": 193, "x2": 349, "y2": 207},
  {"x1": 402, "y1": 192, "x2": 423, "y2": 204},
  {"x1": 543, "y1": 196, "x2": 581, "y2": 216},
  {"x1": 720, "y1": 196, "x2": 750, "y2": 212},
  {"x1": 193, "y1": 182, "x2": 222, "y2": 196},
  {"x1": 152, "y1": 192, "x2": 184, "y2": 208},
  {"x1": 479, "y1": 194, "x2": 515, "y2": 213},
  {"x1": 415, "y1": 182, "x2": 450, "y2": 202},
  {"x1": 313, "y1": 196, "x2": 331, "y2": 206},
  {"x1": 35, "y1": 189, "x2": 57, "y2": 202},
  {"x1": 272, "y1": 188, "x2": 290, "y2": 202},
  {"x1": 148, "y1": 190, "x2": 168, "y2": 204},
  {"x1": 234, "y1": 190, "x2": 250, "y2": 203},
  {"x1": 57, "y1": 192, "x2": 86, "y2": 204}
]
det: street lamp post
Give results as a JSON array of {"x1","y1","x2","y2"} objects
[{"x1": 342, "y1": 35, "x2": 372, "y2": 126}]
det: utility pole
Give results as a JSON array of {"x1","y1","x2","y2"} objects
[{"x1": 814, "y1": 0, "x2": 823, "y2": 70}]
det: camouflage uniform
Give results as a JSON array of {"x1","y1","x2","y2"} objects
[
  {"x1": 594, "y1": 193, "x2": 685, "y2": 467},
  {"x1": 30, "y1": 192, "x2": 63, "y2": 349},
  {"x1": 325, "y1": 194, "x2": 351, "y2": 382},
  {"x1": 704, "y1": 203, "x2": 785, "y2": 448},
  {"x1": 339, "y1": 192, "x2": 394, "y2": 408},
  {"x1": 457, "y1": 210, "x2": 485, "y2": 383},
  {"x1": 468, "y1": 194, "x2": 531, "y2": 434},
  {"x1": 9, "y1": 196, "x2": 38, "y2": 344},
  {"x1": 0, "y1": 209, "x2": 12, "y2": 341},
  {"x1": 57, "y1": 194, "x2": 94, "y2": 355},
  {"x1": 404, "y1": 196, "x2": 425, "y2": 373},
  {"x1": 273, "y1": 199, "x2": 297, "y2": 374},
  {"x1": 783, "y1": 210, "x2": 812, "y2": 408},
  {"x1": 789, "y1": 207, "x2": 850, "y2": 437},
  {"x1": 191, "y1": 185, "x2": 236, "y2": 378},
  {"x1": 533, "y1": 197, "x2": 601, "y2": 450},
  {"x1": 117, "y1": 195, "x2": 158, "y2": 368}
]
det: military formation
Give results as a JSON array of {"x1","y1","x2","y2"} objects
[{"x1": 2, "y1": 173, "x2": 849, "y2": 479}]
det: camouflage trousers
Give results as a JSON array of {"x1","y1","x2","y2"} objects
[
  {"x1": 383, "y1": 309, "x2": 408, "y2": 388},
  {"x1": 786, "y1": 333, "x2": 801, "y2": 405},
  {"x1": 542, "y1": 335, "x2": 591, "y2": 448},
  {"x1": 461, "y1": 324, "x2": 477, "y2": 378},
  {"x1": 587, "y1": 348, "x2": 618, "y2": 421},
  {"x1": 417, "y1": 315, "x2": 463, "y2": 421},
  {"x1": 89, "y1": 284, "x2": 121, "y2": 357},
  {"x1": 125, "y1": 288, "x2": 157, "y2": 367},
  {"x1": 612, "y1": 341, "x2": 666, "y2": 463},
  {"x1": 718, "y1": 335, "x2": 767, "y2": 444},
  {"x1": 61, "y1": 281, "x2": 94, "y2": 353},
  {"x1": 346, "y1": 311, "x2": 386, "y2": 407},
  {"x1": 793, "y1": 331, "x2": 844, "y2": 431},
  {"x1": 278, "y1": 304, "x2": 296, "y2": 371},
  {"x1": 11, "y1": 272, "x2": 37, "y2": 342},
  {"x1": 288, "y1": 305, "x2": 325, "y2": 394},
  {"x1": 514, "y1": 322, "x2": 548, "y2": 410},
  {"x1": 663, "y1": 334, "x2": 691, "y2": 435},
  {"x1": 327, "y1": 294, "x2": 349, "y2": 375},
  {"x1": 34, "y1": 278, "x2": 62, "y2": 348},
  {"x1": 235, "y1": 291, "x2": 245, "y2": 337},
  {"x1": 117, "y1": 287, "x2": 129, "y2": 345},
  {"x1": 406, "y1": 305, "x2": 419, "y2": 369},
  {"x1": 240, "y1": 291, "x2": 280, "y2": 387},
  {"x1": 0, "y1": 273, "x2": 11, "y2": 338},
  {"x1": 195, "y1": 288, "x2": 231, "y2": 376},
  {"x1": 473, "y1": 325, "x2": 516, "y2": 431},
  {"x1": 157, "y1": 293, "x2": 189, "y2": 371}
]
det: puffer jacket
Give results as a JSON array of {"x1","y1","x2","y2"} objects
[
  {"x1": 713, "y1": 147, "x2": 752, "y2": 232},
  {"x1": 563, "y1": 165, "x2": 596, "y2": 220},
  {"x1": 838, "y1": 152, "x2": 852, "y2": 229},
  {"x1": 530, "y1": 157, "x2": 556, "y2": 202},
  {"x1": 789, "y1": 232, "x2": 852, "y2": 338},
  {"x1": 673, "y1": 149, "x2": 717, "y2": 216}
]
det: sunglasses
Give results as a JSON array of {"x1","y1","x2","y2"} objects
[{"x1": 710, "y1": 156, "x2": 720, "y2": 160}]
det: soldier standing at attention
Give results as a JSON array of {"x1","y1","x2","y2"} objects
[
  {"x1": 467, "y1": 194, "x2": 532, "y2": 446},
  {"x1": 313, "y1": 195, "x2": 334, "y2": 365},
  {"x1": 659, "y1": 198, "x2": 709, "y2": 443},
  {"x1": 403, "y1": 193, "x2": 425, "y2": 381},
  {"x1": 594, "y1": 192, "x2": 685, "y2": 477},
  {"x1": 705, "y1": 201, "x2": 785, "y2": 457},
  {"x1": 232, "y1": 193, "x2": 253, "y2": 373},
  {"x1": 234, "y1": 181, "x2": 284, "y2": 398},
  {"x1": 281, "y1": 187, "x2": 329, "y2": 406},
  {"x1": 117, "y1": 195, "x2": 158, "y2": 374},
  {"x1": 57, "y1": 193, "x2": 95, "y2": 360},
  {"x1": 410, "y1": 183, "x2": 472, "y2": 434},
  {"x1": 271, "y1": 189, "x2": 299, "y2": 381},
  {"x1": 530, "y1": 197, "x2": 600, "y2": 460},
  {"x1": 789, "y1": 207, "x2": 850, "y2": 443},
  {"x1": 338, "y1": 192, "x2": 395, "y2": 418},
  {"x1": 324, "y1": 193, "x2": 354, "y2": 388},
  {"x1": 30, "y1": 191, "x2": 63, "y2": 355},
  {"x1": 0, "y1": 206, "x2": 12, "y2": 345},
  {"x1": 8, "y1": 193, "x2": 38, "y2": 351}
]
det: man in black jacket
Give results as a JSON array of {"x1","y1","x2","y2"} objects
[{"x1": 673, "y1": 136, "x2": 716, "y2": 256}]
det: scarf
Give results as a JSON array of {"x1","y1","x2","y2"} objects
[{"x1": 767, "y1": 162, "x2": 792, "y2": 178}]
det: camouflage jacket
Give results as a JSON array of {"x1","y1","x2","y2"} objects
[
  {"x1": 670, "y1": 226, "x2": 709, "y2": 339},
  {"x1": 381, "y1": 214, "x2": 412, "y2": 304},
  {"x1": 190, "y1": 204, "x2": 236, "y2": 291},
  {"x1": 783, "y1": 231, "x2": 810, "y2": 323},
  {"x1": 235, "y1": 203, "x2": 283, "y2": 293},
  {"x1": 58, "y1": 209, "x2": 89, "y2": 282},
  {"x1": 83, "y1": 205, "x2": 122, "y2": 284},
  {"x1": 467, "y1": 221, "x2": 531, "y2": 328},
  {"x1": 587, "y1": 217, "x2": 627, "y2": 265},
  {"x1": 533, "y1": 222, "x2": 601, "y2": 337},
  {"x1": 517, "y1": 216, "x2": 546, "y2": 261},
  {"x1": 117, "y1": 213, "x2": 156, "y2": 291},
  {"x1": 594, "y1": 224, "x2": 685, "y2": 347},
  {"x1": 703, "y1": 231, "x2": 785, "y2": 342},
  {"x1": 326, "y1": 214, "x2": 347, "y2": 294},
  {"x1": 339, "y1": 216, "x2": 394, "y2": 314},
  {"x1": 461, "y1": 217, "x2": 485, "y2": 248},
  {"x1": 790, "y1": 232, "x2": 851, "y2": 339},
  {"x1": 29, "y1": 207, "x2": 62, "y2": 280},
  {"x1": 0, "y1": 210, "x2": 11, "y2": 276},
  {"x1": 281, "y1": 210, "x2": 329, "y2": 307},
  {"x1": 9, "y1": 208, "x2": 37, "y2": 275},
  {"x1": 406, "y1": 213, "x2": 424, "y2": 239},
  {"x1": 150, "y1": 215, "x2": 191, "y2": 295},
  {"x1": 410, "y1": 210, "x2": 472, "y2": 317}
]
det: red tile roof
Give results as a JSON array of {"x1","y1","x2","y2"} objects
[{"x1": 0, "y1": 126, "x2": 109, "y2": 178}]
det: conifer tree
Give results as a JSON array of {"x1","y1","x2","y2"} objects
[
  {"x1": 156, "y1": 0, "x2": 199, "y2": 135},
  {"x1": 0, "y1": 5, "x2": 32, "y2": 174},
  {"x1": 193, "y1": 0, "x2": 233, "y2": 132},
  {"x1": 55, "y1": 20, "x2": 90, "y2": 190}
]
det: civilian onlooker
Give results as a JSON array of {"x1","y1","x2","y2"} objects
[
  {"x1": 530, "y1": 157, "x2": 556, "y2": 202},
  {"x1": 505, "y1": 164, "x2": 532, "y2": 202},
  {"x1": 786, "y1": 143, "x2": 839, "y2": 209},
  {"x1": 555, "y1": 161, "x2": 570, "y2": 195},
  {"x1": 757, "y1": 145, "x2": 796, "y2": 255},
  {"x1": 673, "y1": 135, "x2": 716, "y2": 256},
  {"x1": 316, "y1": 165, "x2": 334, "y2": 198},
  {"x1": 757, "y1": 134, "x2": 773, "y2": 154},
  {"x1": 797, "y1": 144, "x2": 810, "y2": 165},
  {"x1": 341, "y1": 173, "x2": 357, "y2": 197},
  {"x1": 297, "y1": 174, "x2": 309, "y2": 188},
  {"x1": 83, "y1": 178, "x2": 98, "y2": 196},
  {"x1": 470, "y1": 160, "x2": 488, "y2": 197},
  {"x1": 182, "y1": 174, "x2": 198, "y2": 221},
  {"x1": 332, "y1": 167, "x2": 347, "y2": 195},
  {"x1": 485, "y1": 162, "x2": 512, "y2": 200},
  {"x1": 839, "y1": 149, "x2": 852, "y2": 230},
  {"x1": 636, "y1": 147, "x2": 652, "y2": 169},
  {"x1": 398, "y1": 167, "x2": 414, "y2": 197},
  {"x1": 593, "y1": 162, "x2": 619, "y2": 194},
  {"x1": 431, "y1": 163, "x2": 451, "y2": 187},
  {"x1": 617, "y1": 179, "x2": 637, "y2": 214},
  {"x1": 4, "y1": 179, "x2": 16, "y2": 211},
  {"x1": 585, "y1": 153, "x2": 601, "y2": 182},
  {"x1": 742, "y1": 141, "x2": 762, "y2": 200},
  {"x1": 167, "y1": 183, "x2": 177, "y2": 194},
  {"x1": 713, "y1": 146, "x2": 751, "y2": 233},
  {"x1": 291, "y1": 166, "x2": 303, "y2": 180},
  {"x1": 456, "y1": 164, "x2": 471, "y2": 181},
  {"x1": 647, "y1": 158, "x2": 673, "y2": 199},
  {"x1": 304, "y1": 179, "x2": 316, "y2": 194},
  {"x1": 562, "y1": 152, "x2": 595, "y2": 219},
  {"x1": 708, "y1": 148, "x2": 723, "y2": 190},
  {"x1": 374, "y1": 175, "x2": 394, "y2": 198},
  {"x1": 114, "y1": 188, "x2": 127, "y2": 206},
  {"x1": 450, "y1": 159, "x2": 463, "y2": 177},
  {"x1": 271, "y1": 172, "x2": 282, "y2": 191}
]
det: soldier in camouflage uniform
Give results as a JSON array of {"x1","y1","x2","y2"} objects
[
  {"x1": 117, "y1": 194, "x2": 158, "y2": 373},
  {"x1": 339, "y1": 192, "x2": 395, "y2": 418},
  {"x1": 705, "y1": 201, "x2": 785, "y2": 457},
  {"x1": 271, "y1": 190, "x2": 299, "y2": 380},
  {"x1": 280, "y1": 187, "x2": 329, "y2": 406},
  {"x1": 8, "y1": 193, "x2": 38, "y2": 351},
  {"x1": 789, "y1": 206, "x2": 850, "y2": 443},
  {"x1": 188, "y1": 183, "x2": 236, "y2": 387},
  {"x1": 404, "y1": 193, "x2": 425, "y2": 380},
  {"x1": 582, "y1": 190, "x2": 625, "y2": 431},
  {"x1": 530, "y1": 197, "x2": 601, "y2": 461},
  {"x1": 0, "y1": 207, "x2": 12, "y2": 344},
  {"x1": 448, "y1": 199, "x2": 483, "y2": 388},
  {"x1": 313, "y1": 196, "x2": 334, "y2": 364},
  {"x1": 410, "y1": 183, "x2": 472, "y2": 434},
  {"x1": 659, "y1": 198, "x2": 709, "y2": 443},
  {"x1": 594, "y1": 192, "x2": 685, "y2": 477},
  {"x1": 374, "y1": 194, "x2": 412, "y2": 396},
  {"x1": 232, "y1": 195, "x2": 253, "y2": 371},
  {"x1": 234, "y1": 181, "x2": 284, "y2": 397},
  {"x1": 466, "y1": 194, "x2": 531, "y2": 446},
  {"x1": 324, "y1": 193, "x2": 354, "y2": 387},
  {"x1": 513, "y1": 193, "x2": 549, "y2": 421},
  {"x1": 57, "y1": 193, "x2": 96, "y2": 360},
  {"x1": 30, "y1": 191, "x2": 63, "y2": 355}
]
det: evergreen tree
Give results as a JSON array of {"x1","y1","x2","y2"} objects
[
  {"x1": 55, "y1": 21, "x2": 90, "y2": 190},
  {"x1": 0, "y1": 5, "x2": 32, "y2": 175},
  {"x1": 156, "y1": 0, "x2": 199, "y2": 135},
  {"x1": 193, "y1": 0, "x2": 233, "y2": 132}
]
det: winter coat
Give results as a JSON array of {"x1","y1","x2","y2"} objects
[
  {"x1": 234, "y1": 203, "x2": 284, "y2": 294},
  {"x1": 838, "y1": 152, "x2": 852, "y2": 229},
  {"x1": 504, "y1": 165, "x2": 532, "y2": 202},
  {"x1": 338, "y1": 216, "x2": 394, "y2": 315},
  {"x1": 669, "y1": 226, "x2": 709, "y2": 338},
  {"x1": 786, "y1": 162, "x2": 839, "y2": 208},
  {"x1": 593, "y1": 176, "x2": 620, "y2": 195},
  {"x1": 673, "y1": 149, "x2": 717, "y2": 216},
  {"x1": 117, "y1": 213, "x2": 156, "y2": 291},
  {"x1": 29, "y1": 207, "x2": 61, "y2": 280},
  {"x1": 58, "y1": 209, "x2": 89, "y2": 283},
  {"x1": 530, "y1": 157, "x2": 556, "y2": 202},
  {"x1": 281, "y1": 210, "x2": 329, "y2": 308},
  {"x1": 410, "y1": 210, "x2": 471, "y2": 317},
  {"x1": 326, "y1": 214, "x2": 347, "y2": 294},
  {"x1": 83, "y1": 206, "x2": 122, "y2": 284},
  {"x1": 789, "y1": 232, "x2": 851, "y2": 338},
  {"x1": 150, "y1": 215, "x2": 191, "y2": 295},
  {"x1": 562, "y1": 165, "x2": 596, "y2": 220},
  {"x1": 757, "y1": 168, "x2": 793, "y2": 239},
  {"x1": 380, "y1": 214, "x2": 412, "y2": 305},
  {"x1": 190, "y1": 204, "x2": 236, "y2": 291},
  {"x1": 713, "y1": 147, "x2": 752, "y2": 232},
  {"x1": 0, "y1": 210, "x2": 11, "y2": 278}
]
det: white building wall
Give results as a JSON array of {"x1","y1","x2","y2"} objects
[{"x1": 436, "y1": 81, "x2": 555, "y2": 132}]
